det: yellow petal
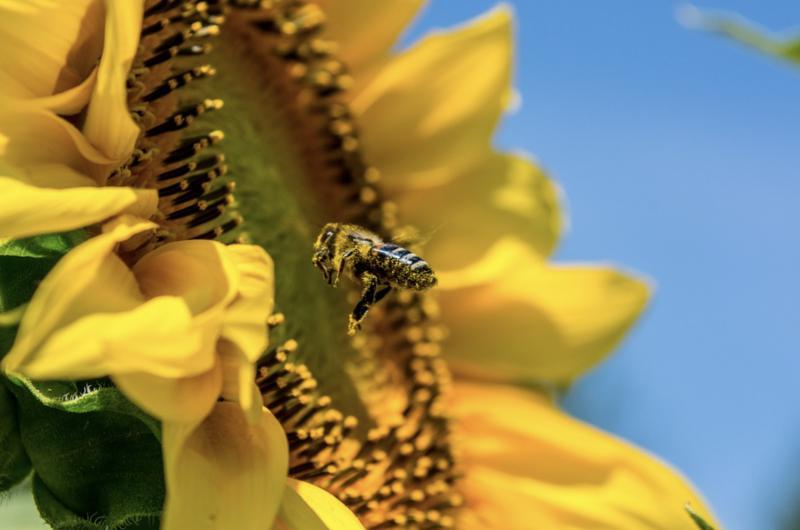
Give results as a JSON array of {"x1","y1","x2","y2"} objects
[
  {"x1": 9, "y1": 296, "x2": 202, "y2": 380},
  {"x1": 274, "y1": 479, "x2": 365, "y2": 530},
  {"x1": 318, "y1": 0, "x2": 425, "y2": 74},
  {"x1": 398, "y1": 152, "x2": 563, "y2": 269},
  {"x1": 132, "y1": 241, "x2": 274, "y2": 420},
  {"x1": 133, "y1": 239, "x2": 240, "y2": 318},
  {"x1": 83, "y1": 0, "x2": 144, "y2": 164},
  {"x1": 162, "y1": 403, "x2": 289, "y2": 530},
  {"x1": 0, "y1": 304, "x2": 26, "y2": 326},
  {"x1": 0, "y1": 106, "x2": 115, "y2": 182},
  {"x1": 438, "y1": 238, "x2": 651, "y2": 384},
  {"x1": 352, "y1": 7, "x2": 512, "y2": 189},
  {"x1": 0, "y1": 0, "x2": 103, "y2": 106},
  {"x1": 0, "y1": 173, "x2": 156, "y2": 239},
  {"x1": 217, "y1": 340, "x2": 261, "y2": 422},
  {"x1": 7, "y1": 214, "x2": 155, "y2": 358},
  {"x1": 222, "y1": 244, "x2": 275, "y2": 362},
  {"x1": 18, "y1": 70, "x2": 98, "y2": 115},
  {"x1": 114, "y1": 360, "x2": 222, "y2": 423},
  {"x1": 451, "y1": 382, "x2": 719, "y2": 530},
  {"x1": 2, "y1": 216, "x2": 206, "y2": 380}
]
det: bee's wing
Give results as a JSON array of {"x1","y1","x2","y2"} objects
[{"x1": 390, "y1": 224, "x2": 440, "y2": 248}]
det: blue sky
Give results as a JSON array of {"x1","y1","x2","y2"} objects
[{"x1": 405, "y1": 2, "x2": 800, "y2": 530}]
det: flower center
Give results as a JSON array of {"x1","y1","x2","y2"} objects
[{"x1": 125, "y1": 1, "x2": 460, "y2": 526}]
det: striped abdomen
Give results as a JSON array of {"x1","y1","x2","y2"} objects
[{"x1": 372, "y1": 243, "x2": 437, "y2": 290}]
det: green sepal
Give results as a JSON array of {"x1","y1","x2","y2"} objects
[
  {"x1": 0, "y1": 379, "x2": 31, "y2": 492},
  {"x1": 9, "y1": 376, "x2": 160, "y2": 439},
  {"x1": 5, "y1": 376, "x2": 165, "y2": 529}
]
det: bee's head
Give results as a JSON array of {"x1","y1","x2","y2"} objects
[
  {"x1": 311, "y1": 247, "x2": 332, "y2": 280},
  {"x1": 312, "y1": 223, "x2": 339, "y2": 284}
]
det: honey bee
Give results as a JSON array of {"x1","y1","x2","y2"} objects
[{"x1": 312, "y1": 222, "x2": 437, "y2": 335}]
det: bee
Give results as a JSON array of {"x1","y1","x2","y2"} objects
[{"x1": 312, "y1": 222, "x2": 437, "y2": 335}]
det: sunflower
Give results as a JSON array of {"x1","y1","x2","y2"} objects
[{"x1": 0, "y1": 1, "x2": 718, "y2": 529}]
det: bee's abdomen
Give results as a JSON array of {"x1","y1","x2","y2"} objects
[
  {"x1": 376, "y1": 243, "x2": 427, "y2": 268},
  {"x1": 374, "y1": 244, "x2": 436, "y2": 290}
]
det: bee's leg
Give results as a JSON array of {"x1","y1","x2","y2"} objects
[
  {"x1": 348, "y1": 271, "x2": 379, "y2": 335},
  {"x1": 331, "y1": 249, "x2": 355, "y2": 287},
  {"x1": 373, "y1": 284, "x2": 392, "y2": 304}
]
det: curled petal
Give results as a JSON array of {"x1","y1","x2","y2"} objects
[
  {"x1": 19, "y1": 70, "x2": 98, "y2": 115},
  {"x1": 132, "y1": 239, "x2": 240, "y2": 318},
  {"x1": 218, "y1": 340, "x2": 260, "y2": 422},
  {"x1": 438, "y1": 238, "x2": 651, "y2": 384},
  {"x1": 0, "y1": 173, "x2": 156, "y2": 239},
  {"x1": 274, "y1": 479, "x2": 365, "y2": 530},
  {"x1": 114, "y1": 361, "x2": 222, "y2": 424},
  {"x1": 9, "y1": 296, "x2": 200, "y2": 380},
  {"x1": 134, "y1": 242, "x2": 274, "y2": 349},
  {"x1": 451, "y1": 382, "x2": 718, "y2": 530},
  {"x1": 2, "y1": 216, "x2": 206, "y2": 381},
  {"x1": 83, "y1": 0, "x2": 144, "y2": 164},
  {"x1": 221, "y1": 244, "x2": 275, "y2": 363},
  {"x1": 133, "y1": 241, "x2": 274, "y2": 419},
  {"x1": 0, "y1": 0, "x2": 103, "y2": 108},
  {"x1": 352, "y1": 7, "x2": 513, "y2": 189},
  {"x1": 0, "y1": 106, "x2": 114, "y2": 182},
  {"x1": 162, "y1": 403, "x2": 289, "y2": 530}
]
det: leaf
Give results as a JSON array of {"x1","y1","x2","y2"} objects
[
  {"x1": 10, "y1": 375, "x2": 160, "y2": 439},
  {"x1": 0, "y1": 232, "x2": 92, "y2": 506},
  {"x1": 0, "y1": 231, "x2": 165, "y2": 527},
  {"x1": 686, "y1": 503, "x2": 717, "y2": 530},
  {"x1": 0, "y1": 230, "x2": 87, "y2": 360},
  {"x1": 33, "y1": 475, "x2": 159, "y2": 530},
  {"x1": 0, "y1": 231, "x2": 88, "y2": 259},
  {"x1": 0, "y1": 230, "x2": 88, "y2": 310},
  {"x1": 6, "y1": 377, "x2": 165, "y2": 530},
  {"x1": 0, "y1": 379, "x2": 31, "y2": 492},
  {"x1": 0, "y1": 228, "x2": 165, "y2": 526},
  {"x1": 0, "y1": 324, "x2": 17, "y2": 363}
]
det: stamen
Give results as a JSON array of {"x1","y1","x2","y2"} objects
[
  {"x1": 143, "y1": 65, "x2": 216, "y2": 102},
  {"x1": 162, "y1": 130, "x2": 224, "y2": 165},
  {"x1": 156, "y1": 161, "x2": 197, "y2": 182},
  {"x1": 144, "y1": 0, "x2": 182, "y2": 17},
  {"x1": 142, "y1": 46, "x2": 178, "y2": 68},
  {"x1": 191, "y1": 216, "x2": 242, "y2": 240},
  {"x1": 141, "y1": 18, "x2": 170, "y2": 37}
]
